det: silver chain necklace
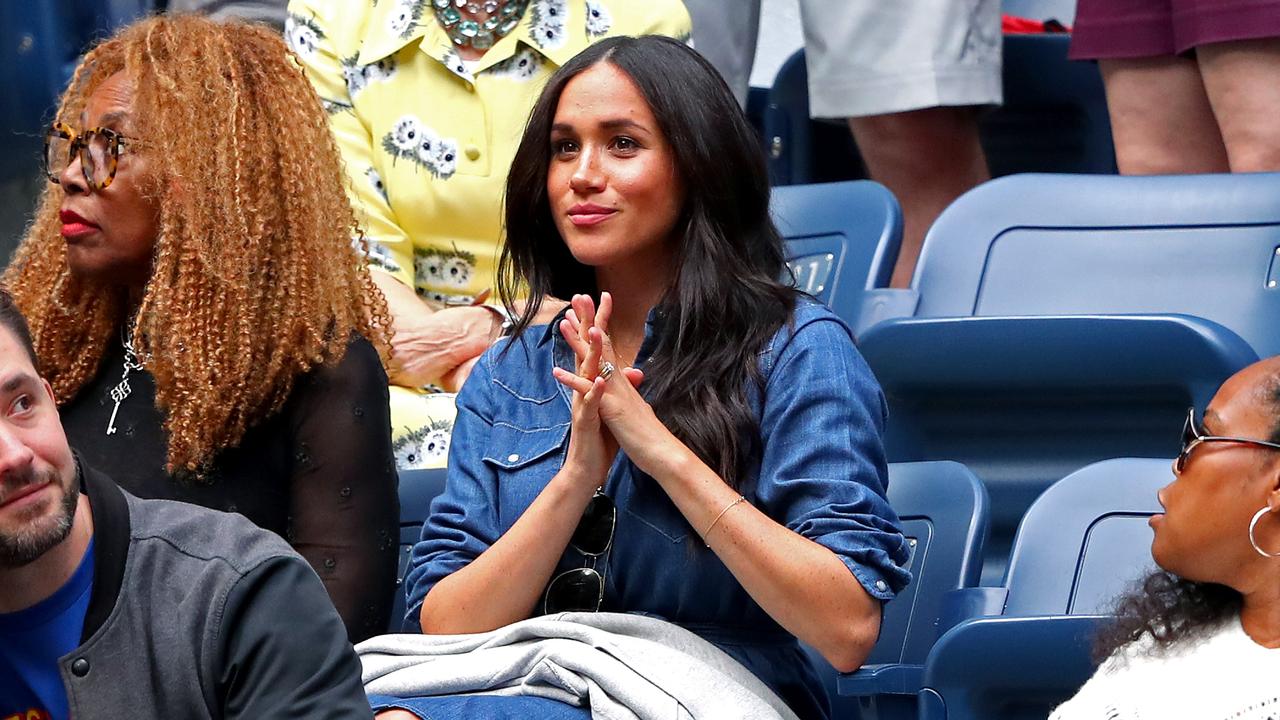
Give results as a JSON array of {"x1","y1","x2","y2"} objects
[
  {"x1": 106, "y1": 324, "x2": 144, "y2": 436},
  {"x1": 433, "y1": 0, "x2": 531, "y2": 50}
]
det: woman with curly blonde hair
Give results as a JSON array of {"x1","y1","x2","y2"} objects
[{"x1": 5, "y1": 14, "x2": 399, "y2": 641}]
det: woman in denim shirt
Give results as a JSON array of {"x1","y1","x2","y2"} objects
[{"x1": 392, "y1": 36, "x2": 911, "y2": 720}]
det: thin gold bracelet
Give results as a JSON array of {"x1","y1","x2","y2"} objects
[{"x1": 704, "y1": 495, "x2": 746, "y2": 547}]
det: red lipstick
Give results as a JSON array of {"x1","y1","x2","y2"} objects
[{"x1": 59, "y1": 209, "x2": 99, "y2": 240}]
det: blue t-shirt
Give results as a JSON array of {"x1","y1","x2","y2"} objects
[{"x1": 0, "y1": 539, "x2": 94, "y2": 720}]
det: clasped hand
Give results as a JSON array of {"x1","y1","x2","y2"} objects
[{"x1": 550, "y1": 293, "x2": 656, "y2": 487}]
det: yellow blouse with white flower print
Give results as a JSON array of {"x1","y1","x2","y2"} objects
[{"x1": 286, "y1": 0, "x2": 690, "y2": 305}]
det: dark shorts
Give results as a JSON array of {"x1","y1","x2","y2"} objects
[{"x1": 1070, "y1": 0, "x2": 1280, "y2": 59}]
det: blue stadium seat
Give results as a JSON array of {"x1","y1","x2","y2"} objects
[
  {"x1": 763, "y1": 35, "x2": 1113, "y2": 186},
  {"x1": 762, "y1": 51, "x2": 864, "y2": 187},
  {"x1": 910, "y1": 172, "x2": 1280, "y2": 356},
  {"x1": 916, "y1": 457, "x2": 1168, "y2": 720},
  {"x1": 390, "y1": 467, "x2": 448, "y2": 632},
  {"x1": 772, "y1": 180, "x2": 905, "y2": 329},
  {"x1": 861, "y1": 171, "x2": 1280, "y2": 581},
  {"x1": 804, "y1": 461, "x2": 989, "y2": 720}
]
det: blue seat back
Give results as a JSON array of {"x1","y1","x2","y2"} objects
[
  {"x1": 762, "y1": 51, "x2": 866, "y2": 187},
  {"x1": 874, "y1": 171, "x2": 1280, "y2": 580},
  {"x1": 913, "y1": 172, "x2": 1280, "y2": 357},
  {"x1": 914, "y1": 457, "x2": 1166, "y2": 720},
  {"x1": 1003, "y1": 458, "x2": 1166, "y2": 615},
  {"x1": 861, "y1": 312, "x2": 1253, "y2": 582},
  {"x1": 871, "y1": 462, "x2": 989, "y2": 662},
  {"x1": 390, "y1": 467, "x2": 448, "y2": 631},
  {"x1": 773, "y1": 180, "x2": 903, "y2": 326},
  {"x1": 807, "y1": 461, "x2": 989, "y2": 720}
]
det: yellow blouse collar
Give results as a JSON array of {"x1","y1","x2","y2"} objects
[{"x1": 358, "y1": 0, "x2": 588, "y2": 72}]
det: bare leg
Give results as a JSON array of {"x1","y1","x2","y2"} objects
[
  {"x1": 1197, "y1": 38, "x2": 1280, "y2": 172},
  {"x1": 849, "y1": 107, "x2": 989, "y2": 289},
  {"x1": 1099, "y1": 56, "x2": 1229, "y2": 174}
]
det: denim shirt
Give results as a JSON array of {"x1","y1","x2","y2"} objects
[{"x1": 403, "y1": 299, "x2": 911, "y2": 715}]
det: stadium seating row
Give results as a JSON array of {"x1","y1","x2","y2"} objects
[{"x1": 788, "y1": 173, "x2": 1280, "y2": 586}]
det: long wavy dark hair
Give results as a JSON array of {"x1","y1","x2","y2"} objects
[
  {"x1": 1093, "y1": 384, "x2": 1280, "y2": 660},
  {"x1": 498, "y1": 35, "x2": 797, "y2": 489}
]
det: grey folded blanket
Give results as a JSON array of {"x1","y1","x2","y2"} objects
[{"x1": 356, "y1": 612, "x2": 801, "y2": 720}]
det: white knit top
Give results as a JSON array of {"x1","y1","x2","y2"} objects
[{"x1": 1051, "y1": 614, "x2": 1280, "y2": 720}]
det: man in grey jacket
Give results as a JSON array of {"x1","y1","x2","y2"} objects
[{"x1": 0, "y1": 288, "x2": 372, "y2": 720}]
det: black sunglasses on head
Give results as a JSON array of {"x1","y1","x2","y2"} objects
[
  {"x1": 1175, "y1": 406, "x2": 1280, "y2": 474},
  {"x1": 542, "y1": 489, "x2": 616, "y2": 614}
]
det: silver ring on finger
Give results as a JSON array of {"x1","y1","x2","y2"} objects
[{"x1": 598, "y1": 362, "x2": 615, "y2": 381}]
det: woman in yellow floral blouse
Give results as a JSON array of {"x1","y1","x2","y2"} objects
[{"x1": 286, "y1": 0, "x2": 690, "y2": 470}]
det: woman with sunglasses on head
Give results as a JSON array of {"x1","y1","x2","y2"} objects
[
  {"x1": 1052, "y1": 357, "x2": 1280, "y2": 719},
  {"x1": 4, "y1": 15, "x2": 399, "y2": 642},
  {"x1": 383, "y1": 35, "x2": 911, "y2": 720}
]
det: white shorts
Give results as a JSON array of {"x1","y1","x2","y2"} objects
[
  {"x1": 686, "y1": 0, "x2": 1003, "y2": 118},
  {"x1": 803, "y1": 0, "x2": 1003, "y2": 118}
]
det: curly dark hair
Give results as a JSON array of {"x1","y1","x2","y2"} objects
[
  {"x1": 5, "y1": 15, "x2": 391, "y2": 475},
  {"x1": 1093, "y1": 379, "x2": 1280, "y2": 661},
  {"x1": 1093, "y1": 571, "x2": 1242, "y2": 662}
]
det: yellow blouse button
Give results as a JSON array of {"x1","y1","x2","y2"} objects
[{"x1": 465, "y1": 146, "x2": 481, "y2": 161}]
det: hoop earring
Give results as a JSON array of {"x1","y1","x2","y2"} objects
[{"x1": 1248, "y1": 507, "x2": 1280, "y2": 558}]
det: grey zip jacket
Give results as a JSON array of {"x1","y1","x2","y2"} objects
[{"x1": 56, "y1": 461, "x2": 372, "y2": 719}]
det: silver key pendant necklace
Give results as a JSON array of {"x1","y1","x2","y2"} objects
[{"x1": 106, "y1": 323, "x2": 144, "y2": 436}]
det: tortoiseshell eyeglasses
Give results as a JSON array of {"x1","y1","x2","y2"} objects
[{"x1": 43, "y1": 122, "x2": 134, "y2": 191}]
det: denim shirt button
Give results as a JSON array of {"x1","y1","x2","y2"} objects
[
  {"x1": 875, "y1": 580, "x2": 888, "y2": 592},
  {"x1": 507, "y1": 453, "x2": 520, "y2": 463}
]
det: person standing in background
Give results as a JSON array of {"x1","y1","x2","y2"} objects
[
  {"x1": 685, "y1": 0, "x2": 1001, "y2": 289},
  {"x1": 1070, "y1": 0, "x2": 1280, "y2": 175}
]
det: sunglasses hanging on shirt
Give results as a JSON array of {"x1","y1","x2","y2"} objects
[{"x1": 542, "y1": 489, "x2": 616, "y2": 614}]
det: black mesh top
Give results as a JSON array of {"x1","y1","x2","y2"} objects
[{"x1": 60, "y1": 332, "x2": 399, "y2": 642}]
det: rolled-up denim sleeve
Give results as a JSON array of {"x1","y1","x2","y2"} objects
[
  {"x1": 755, "y1": 312, "x2": 911, "y2": 601},
  {"x1": 401, "y1": 343, "x2": 504, "y2": 631}
]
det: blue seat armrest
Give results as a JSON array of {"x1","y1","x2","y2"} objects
[
  {"x1": 854, "y1": 288, "x2": 919, "y2": 337},
  {"x1": 936, "y1": 587, "x2": 1008, "y2": 637},
  {"x1": 837, "y1": 663, "x2": 923, "y2": 697},
  {"x1": 859, "y1": 314, "x2": 1257, "y2": 401},
  {"x1": 918, "y1": 615, "x2": 1107, "y2": 720},
  {"x1": 835, "y1": 588, "x2": 1005, "y2": 699}
]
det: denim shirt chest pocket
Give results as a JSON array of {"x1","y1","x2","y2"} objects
[{"x1": 483, "y1": 377, "x2": 570, "y2": 529}]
